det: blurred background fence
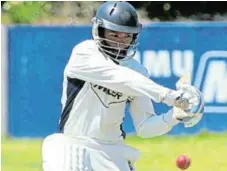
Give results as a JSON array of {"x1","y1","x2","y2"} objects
[
  {"x1": 1, "y1": 1, "x2": 227, "y2": 138},
  {"x1": 2, "y1": 1, "x2": 227, "y2": 25}
]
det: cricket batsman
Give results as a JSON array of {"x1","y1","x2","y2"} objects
[{"x1": 42, "y1": 1, "x2": 204, "y2": 171}]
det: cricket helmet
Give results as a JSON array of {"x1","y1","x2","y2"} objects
[{"x1": 92, "y1": 1, "x2": 142, "y2": 61}]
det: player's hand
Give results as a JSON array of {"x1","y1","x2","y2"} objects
[
  {"x1": 163, "y1": 85, "x2": 203, "y2": 112},
  {"x1": 173, "y1": 84, "x2": 204, "y2": 127},
  {"x1": 162, "y1": 89, "x2": 190, "y2": 110},
  {"x1": 178, "y1": 84, "x2": 204, "y2": 114}
]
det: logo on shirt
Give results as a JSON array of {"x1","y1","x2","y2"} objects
[
  {"x1": 91, "y1": 84, "x2": 129, "y2": 108},
  {"x1": 93, "y1": 84, "x2": 123, "y2": 99}
]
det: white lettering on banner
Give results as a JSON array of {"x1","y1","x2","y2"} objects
[
  {"x1": 143, "y1": 50, "x2": 171, "y2": 77},
  {"x1": 135, "y1": 50, "x2": 227, "y2": 114},
  {"x1": 194, "y1": 51, "x2": 227, "y2": 113},
  {"x1": 172, "y1": 50, "x2": 194, "y2": 77},
  {"x1": 203, "y1": 61, "x2": 227, "y2": 103},
  {"x1": 142, "y1": 50, "x2": 194, "y2": 78}
]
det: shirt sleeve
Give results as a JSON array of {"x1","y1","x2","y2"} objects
[
  {"x1": 129, "y1": 96, "x2": 180, "y2": 138},
  {"x1": 65, "y1": 44, "x2": 171, "y2": 103}
]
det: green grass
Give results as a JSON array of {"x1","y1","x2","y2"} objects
[{"x1": 2, "y1": 132, "x2": 227, "y2": 171}]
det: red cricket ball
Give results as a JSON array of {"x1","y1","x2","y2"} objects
[{"x1": 176, "y1": 154, "x2": 191, "y2": 170}]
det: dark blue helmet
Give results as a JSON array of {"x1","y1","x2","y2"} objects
[{"x1": 92, "y1": 1, "x2": 142, "y2": 61}]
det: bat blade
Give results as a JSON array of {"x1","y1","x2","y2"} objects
[
  {"x1": 173, "y1": 73, "x2": 192, "y2": 118},
  {"x1": 176, "y1": 72, "x2": 192, "y2": 88}
]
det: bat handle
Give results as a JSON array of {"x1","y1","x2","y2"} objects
[{"x1": 180, "y1": 98, "x2": 190, "y2": 111}]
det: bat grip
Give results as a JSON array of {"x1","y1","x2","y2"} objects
[{"x1": 180, "y1": 98, "x2": 190, "y2": 111}]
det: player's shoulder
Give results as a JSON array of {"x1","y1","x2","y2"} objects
[
  {"x1": 120, "y1": 58, "x2": 149, "y2": 77},
  {"x1": 72, "y1": 39, "x2": 98, "y2": 54}
]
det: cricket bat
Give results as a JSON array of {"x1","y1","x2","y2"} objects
[
  {"x1": 174, "y1": 73, "x2": 203, "y2": 128},
  {"x1": 176, "y1": 72, "x2": 192, "y2": 89},
  {"x1": 173, "y1": 73, "x2": 192, "y2": 119}
]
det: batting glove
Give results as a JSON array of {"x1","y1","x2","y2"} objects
[{"x1": 173, "y1": 84, "x2": 204, "y2": 127}]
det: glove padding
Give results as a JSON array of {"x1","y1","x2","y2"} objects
[{"x1": 173, "y1": 84, "x2": 204, "y2": 127}]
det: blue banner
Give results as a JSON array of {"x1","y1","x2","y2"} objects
[{"x1": 8, "y1": 22, "x2": 227, "y2": 137}]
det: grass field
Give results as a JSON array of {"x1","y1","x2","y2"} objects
[{"x1": 2, "y1": 132, "x2": 227, "y2": 171}]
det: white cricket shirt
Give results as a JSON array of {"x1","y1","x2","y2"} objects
[{"x1": 59, "y1": 40, "x2": 179, "y2": 143}]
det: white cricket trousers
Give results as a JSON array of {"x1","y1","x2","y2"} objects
[{"x1": 42, "y1": 133, "x2": 140, "y2": 171}]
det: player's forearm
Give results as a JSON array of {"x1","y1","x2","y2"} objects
[{"x1": 136, "y1": 109, "x2": 179, "y2": 138}]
